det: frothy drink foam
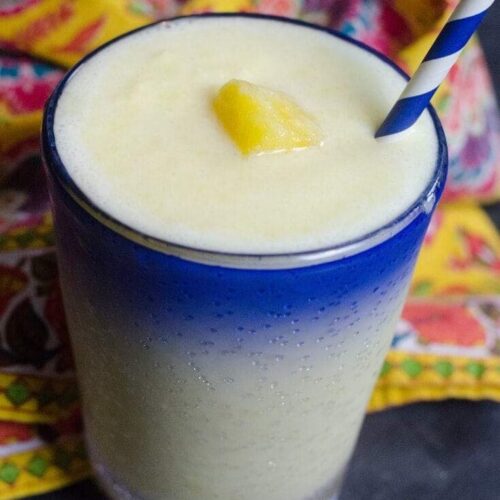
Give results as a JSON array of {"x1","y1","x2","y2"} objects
[
  {"x1": 51, "y1": 16, "x2": 441, "y2": 500},
  {"x1": 54, "y1": 17, "x2": 437, "y2": 255}
]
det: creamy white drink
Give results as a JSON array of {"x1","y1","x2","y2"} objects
[{"x1": 49, "y1": 15, "x2": 442, "y2": 500}]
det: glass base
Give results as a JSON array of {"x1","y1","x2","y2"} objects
[
  {"x1": 93, "y1": 459, "x2": 141, "y2": 500},
  {"x1": 91, "y1": 446, "x2": 342, "y2": 500}
]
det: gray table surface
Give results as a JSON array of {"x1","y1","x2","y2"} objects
[{"x1": 32, "y1": 5, "x2": 500, "y2": 500}]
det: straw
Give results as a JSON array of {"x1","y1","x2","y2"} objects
[{"x1": 376, "y1": 0, "x2": 495, "y2": 139}]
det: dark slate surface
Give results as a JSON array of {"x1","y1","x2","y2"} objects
[
  {"x1": 29, "y1": 400, "x2": 500, "y2": 500},
  {"x1": 31, "y1": 4, "x2": 500, "y2": 499}
]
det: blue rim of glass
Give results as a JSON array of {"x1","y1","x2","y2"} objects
[{"x1": 42, "y1": 13, "x2": 448, "y2": 270}]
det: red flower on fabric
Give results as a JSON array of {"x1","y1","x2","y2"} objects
[
  {"x1": 0, "y1": 421, "x2": 34, "y2": 445},
  {"x1": 0, "y1": 57, "x2": 63, "y2": 115},
  {"x1": 450, "y1": 228, "x2": 500, "y2": 272},
  {"x1": 402, "y1": 302, "x2": 486, "y2": 347}
]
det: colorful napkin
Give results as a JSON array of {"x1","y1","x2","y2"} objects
[{"x1": 0, "y1": 0, "x2": 499, "y2": 497}]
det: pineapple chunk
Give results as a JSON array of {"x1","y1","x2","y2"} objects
[{"x1": 213, "y1": 79, "x2": 323, "y2": 156}]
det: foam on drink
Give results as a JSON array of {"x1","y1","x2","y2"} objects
[{"x1": 54, "y1": 16, "x2": 438, "y2": 255}]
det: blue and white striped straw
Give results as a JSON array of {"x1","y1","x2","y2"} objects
[{"x1": 376, "y1": 0, "x2": 495, "y2": 139}]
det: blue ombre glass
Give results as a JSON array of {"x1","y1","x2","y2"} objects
[{"x1": 42, "y1": 14, "x2": 447, "y2": 500}]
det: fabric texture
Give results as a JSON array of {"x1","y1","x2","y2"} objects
[{"x1": 0, "y1": 0, "x2": 498, "y2": 497}]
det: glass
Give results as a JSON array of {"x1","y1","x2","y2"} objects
[{"x1": 42, "y1": 14, "x2": 447, "y2": 500}]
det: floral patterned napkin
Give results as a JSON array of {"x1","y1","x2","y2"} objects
[{"x1": 0, "y1": 1, "x2": 498, "y2": 497}]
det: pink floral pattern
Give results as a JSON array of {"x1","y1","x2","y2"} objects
[
  {"x1": 0, "y1": 56, "x2": 63, "y2": 116},
  {"x1": 438, "y1": 41, "x2": 500, "y2": 201}
]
